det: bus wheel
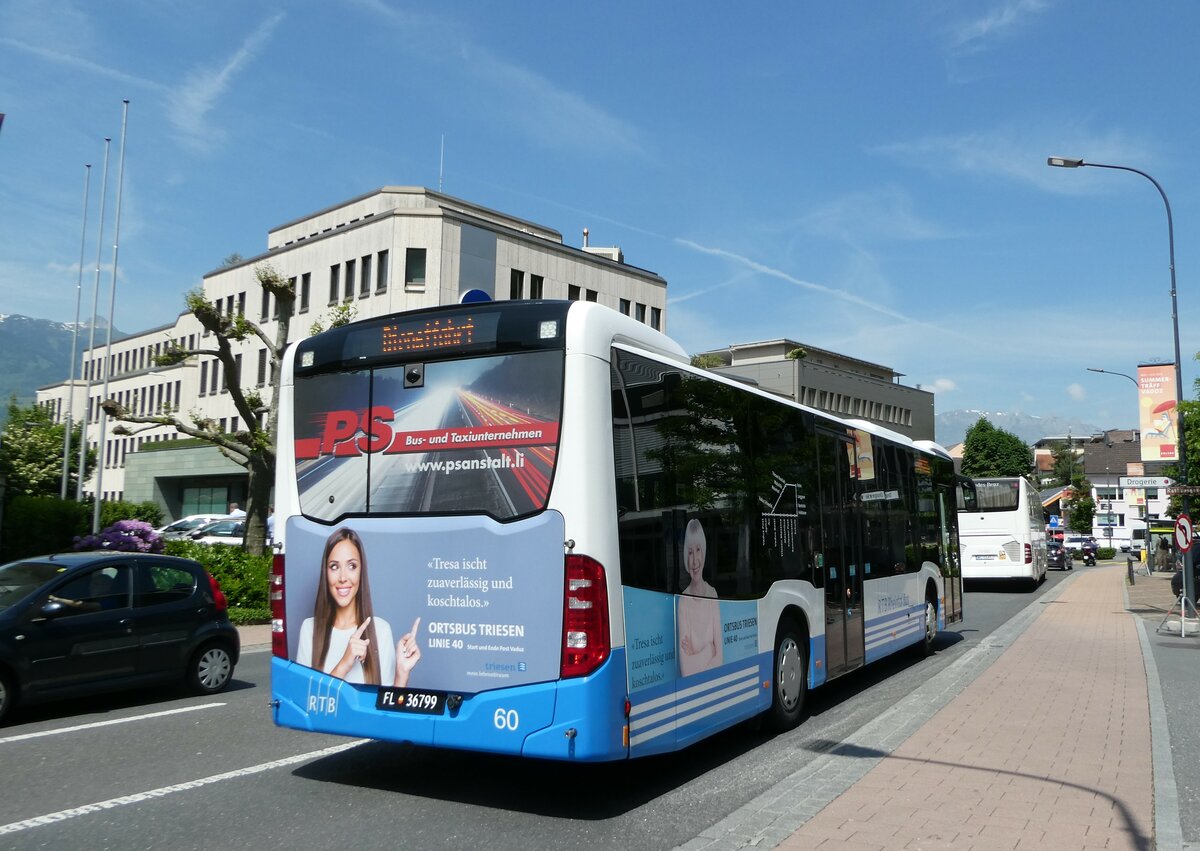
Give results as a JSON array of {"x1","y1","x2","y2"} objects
[
  {"x1": 769, "y1": 622, "x2": 806, "y2": 731},
  {"x1": 915, "y1": 593, "x2": 937, "y2": 658}
]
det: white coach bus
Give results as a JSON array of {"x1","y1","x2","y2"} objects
[{"x1": 958, "y1": 476, "x2": 1047, "y2": 588}]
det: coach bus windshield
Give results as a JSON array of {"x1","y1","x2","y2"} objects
[
  {"x1": 973, "y1": 478, "x2": 1021, "y2": 511},
  {"x1": 291, "y1": 349, "x2": 564, "y2": 522}
]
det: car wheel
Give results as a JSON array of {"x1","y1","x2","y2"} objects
[
  {"x1": 0, "y1": 670, "x2": 14, "y2": 725},
  {"x1": 768, "y1": 621, "x2": 806, "y2": 732},
  {"x1": 188, "y1": 643, "x2": 234, "y2": 694}
]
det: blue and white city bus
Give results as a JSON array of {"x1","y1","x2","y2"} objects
[{"x1": 269, "y1": 300, "x2": 964, "y2": 761}]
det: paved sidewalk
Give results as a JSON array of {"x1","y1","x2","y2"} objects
[
  {"x1": 236, "y1": 623, "x2": 271, "y2": 648},
  {"x1": 775, "y1": 565, "x2": 1153, "y2": 850}
]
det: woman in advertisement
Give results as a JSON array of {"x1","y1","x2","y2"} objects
[
  {"x1": 677, "y1": 519, "x2": 723, "y2": 676},
  {"x1": 296, "y1": 527, "x2": 422, "y2": 687}
]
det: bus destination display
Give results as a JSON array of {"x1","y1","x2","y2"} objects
[
  {"x1": 343, "y1": 312, "x2": 501, "y2": 360},
  {"x1": 382, "y1": 316, "x2": 476, "y2": 354}
]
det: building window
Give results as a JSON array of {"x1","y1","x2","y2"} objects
[
  {"x1": 237, "y1": 292, "x2": 246, "y2": 317},
  {"x1": 361, "y1": 255, "x2": 372, "y2": 298},
  {"x1": 345, "y1": 259, "x2": 357, "y2": 301},
  {"x1": 568, "y1": 285, "x2": 581, "y2": 301},
  {"x1": 376, "y1": 250, "x2": 389, "y2": 293},
  {"x1": 329, "y1": 265, "x2": 340, "y2": 305},
  {"x1": 530, "y1": 274, "x2": 544, "y2": 299},
  {"x1": 257, "y1": 349, "x2": 267, "y2": 387},
  {"x1": 636, "y1": 303, "x2": 646, "y2": 323},
  {"x1": 300, "y1": 272, "x2": 311, "y2": 313},
  {"x1": 405, "y1": 248, "x2": 426, "y2": 288},
  {"x1": 619, "y1": 298, "x2": 630, "y2": 315},
  {"x1": 199, "y1": 361, "x2": 208, "y2": 396},
  {"x1": 210, "y1": 360, "x2": 220, "y2": 395},
  {"x1": 260, "y1": 289, "x2": 270, "y2": 320},
  {"x1": 650, "y1": 307, "x2": 661, "y2": 330},
  {"x1": 586, "y1": 289, "x2": 597, "y2": 302},
  {"x1": 510, "y1": 269, "x2": 524, "y2": 300}
]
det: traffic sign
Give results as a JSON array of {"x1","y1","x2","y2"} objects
[
  {"x1": 1120, "y1": 476, "x2": 1175, "y2": 489},
  {"x1": 1175, "y1": 514, "x2": 1193, "y2": 552}
]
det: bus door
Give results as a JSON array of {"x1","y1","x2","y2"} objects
[{"x1": 817, "y1": 430, "x2": 865, "y2": 677}]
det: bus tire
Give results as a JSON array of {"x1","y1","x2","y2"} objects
[
  {"x1": 915, "y1": 591, "x2": 937, "y2": 658},
  {"x1": 768, "y1": 620, "x2": 806, "y2": 731}
]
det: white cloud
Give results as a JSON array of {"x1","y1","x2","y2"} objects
[
  {"x1": 799, "y1": 186, "x2": 952, "y2": 243},
  {"x1": 674, "y1": 238, "x2": 963, "y2": 336},
  {"x1": 930, "y1": 378, "x2": 958, "y2": 394},
  {"x1": 167, "y1": 13, "x2": 285, "y2": 153},
  {"x1": 0, "y1": 36, "x2": 165, "y2": 92},
  {"x1": 947, "y1": 0, "x2": 1049, "y2": 55},
  {"x1": 1067, "y1": 383, "x2": 1086, "y2": 401},
  {"x1": 872, "y1": 124, "x2": 1154, "y2": 194},
  {"x1": 354, "y1": 2, "x2": 645, "y2": 159}
]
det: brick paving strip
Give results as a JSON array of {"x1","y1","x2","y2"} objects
[{"x1": 680, "y1": 566, "x2": 1155, "y2": 851}]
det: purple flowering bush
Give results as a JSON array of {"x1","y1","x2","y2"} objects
[{"x1": 73, "y1": 519, "x2": 164, "y2": 553}]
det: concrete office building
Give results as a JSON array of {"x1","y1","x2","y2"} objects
[
  {"x1": 38, "y1": 187, "x2": 668, "y2": 521},
  {"x1": 694, "y1": 339, "x2": 936, "y2": 441}
]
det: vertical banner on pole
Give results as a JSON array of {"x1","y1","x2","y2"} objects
[{"x1": 1138, "y1": 363, "x2": 1179, "y2": 462}]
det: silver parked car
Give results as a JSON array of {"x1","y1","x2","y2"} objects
[
  {"x1": 189, "y1": 518, "x2": 245, "y2": 546},
  {"x1": 157, "y1": 514, "x2": 230, "y2": 540}
]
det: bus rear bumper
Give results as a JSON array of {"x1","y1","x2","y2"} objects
[{"x1": 271, "y1": 649, "x2": 629, "y2": 761}]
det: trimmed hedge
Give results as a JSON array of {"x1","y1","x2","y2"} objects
[
  {"x1": 165, "y1": 540, "x2": 270, "y2": 625},
  {"x1": 1, "y1": 495, "x2": 90, "y2": 561}
]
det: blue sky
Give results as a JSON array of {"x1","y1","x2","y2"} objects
[{"x1": 2, "y1": 0, "x2": 1199, "y2": 433}]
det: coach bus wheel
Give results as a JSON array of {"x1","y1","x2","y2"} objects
[
  {"x1": 769, "y1": 622, "x2": 806, "y2": 731},
  {"x1": 916, "y1": 592, "x2": 937, "y2": 658}
]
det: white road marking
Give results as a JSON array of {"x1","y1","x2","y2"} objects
[
  {"x1": 0, "y1": 703, "x2": 226, "y2": 745},
  {"x1": 0, "y1": 739, "x2": 367, "y2": 835}
]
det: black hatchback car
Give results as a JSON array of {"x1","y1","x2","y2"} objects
[
  {"x1": 1047, "y1": 541, "x2": 1074, "y2": 570},
  {"x1": 0, "y1": 552, "x2": 240, "y2": 723}
]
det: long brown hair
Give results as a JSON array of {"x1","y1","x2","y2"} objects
[{"x1": 311, "y1": 527, "x2": 381, "y2": 685}]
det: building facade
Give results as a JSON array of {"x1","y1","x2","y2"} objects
[
  {"x1": 694, "y1": 339, "x2": 936, "y2": 441},
  {"x1": 38, "y1": 187, "x2": 668, "y2": 520}
]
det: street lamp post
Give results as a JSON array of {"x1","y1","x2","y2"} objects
[
  {"x1": 1052, "y1": 157, "x2": 1193, "y2": 607},
  {"x1": 1087, "y1": 367, "x2": 1140, "y2": 551}
]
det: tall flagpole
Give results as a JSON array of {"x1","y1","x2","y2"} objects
[
  {"x1": 92, "y1": 100, "x2": 130, "y2": 534},
  {"x1": 76, "y1": 138, "x2": 111, "y2": 501},
  {"x1": 60, "y1": 163, "x2": 92, "y2": 499}
]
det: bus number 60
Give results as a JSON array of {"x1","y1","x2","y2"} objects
[{"x1": 493, "y1": 708, "x2": 519, "y2": 731}]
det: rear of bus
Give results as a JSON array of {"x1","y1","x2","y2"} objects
[
  {"x1": 957, "y1": 477, "x2": 1046, "y2": 583},
  {"x1": 269, "y1": 301, "x2": 644, "y2": 761}
]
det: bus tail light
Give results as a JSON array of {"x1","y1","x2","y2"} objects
[
  {"x1": 1024, "y1": 543, "x2": 1032, "y2": 564},
  {"x1": 271, "y1": 554, "x2": 288, "y2": 659},
  {"x1": 561, "y1": 554, "x2": 610, "y2": 678}
]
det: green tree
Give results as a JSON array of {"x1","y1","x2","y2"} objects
[
  {"x1": 101, "y1": 264, "x2": 295, "y2": 554},
  {"x1": 689, "y1": 354, "x2": 724, "y2": 369},
  {"x1": 1048, "y1": 441, "x2": 1083, "y2": 488},
  {"x1": 101, "y1": 265, "x2": 356, "y2": 554},
  {"x1": 960, "y1": 417, "x2": 1033, "y2": 478},
  {"x1": 0, "y1": 398, "x2": 95, "y2": 498},
  {"x1": 1063, "y1": 469, "x2": 1095, "y2": 533}
]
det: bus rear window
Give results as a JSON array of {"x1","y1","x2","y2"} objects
[
  {"x1": 973, "y1": 479, "x2": 1021, "y2": 511},
  {"x1": 292, "y1": 349, "x2": 564, "y2": 522}
]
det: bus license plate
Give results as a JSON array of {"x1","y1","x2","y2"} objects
[{"x1": 377, "y1": 687, "x2": 446, "y2": 715}]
